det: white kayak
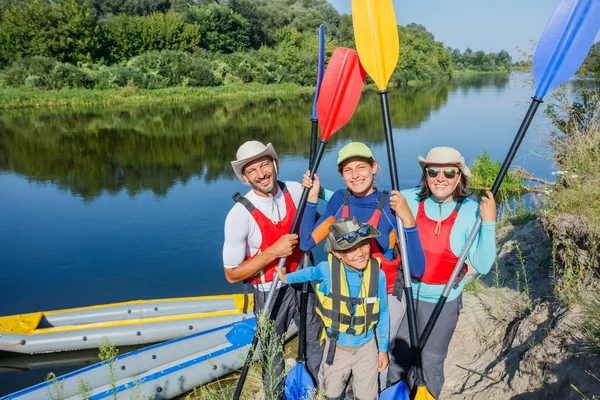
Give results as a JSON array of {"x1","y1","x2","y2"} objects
[
  {"x1": 2, "y1": 317, "x2": 286, "y2": 400},
  {"x1": 0, "y1": 294, "x2": 253, "y2": 354}
]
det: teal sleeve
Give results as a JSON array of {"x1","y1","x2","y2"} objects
[
  {"x1": 286, "y1": 261, "x2": 328, "y2": 285},
  {"x1": 467, "y1": 221, "x2": 496, "y2": 275},
  {"x1": 319, "y1": 187, "x2": 334, "y2": 202},
  {"x1": 376, "y1": 271, "x2": 389, "y2": 352}
]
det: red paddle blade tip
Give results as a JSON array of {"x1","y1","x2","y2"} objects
[{"x1": 316, "y1": 48, "x2": 366, "y2": 141}]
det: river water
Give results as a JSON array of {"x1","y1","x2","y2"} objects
[{"x1": 0, "y1": 72, "x2": 580, "y2": 394}]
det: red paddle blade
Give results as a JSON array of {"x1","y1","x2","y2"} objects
[{"x1": 316, "y1": 48, "x2": 366, "y2": 141}]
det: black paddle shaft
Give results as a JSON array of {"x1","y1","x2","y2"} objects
[
  {"x1": 233, "y1": 140, "x2": 328, "y2": 400},
  {"x1": 310, "y1": 118, "x2": 318, "y2": 168},
  {"x1": 379, "y1": 90, "x2": 426, "y2": 385},
  {"x1": 418, "y1": 97, "x2": 543, "y2": 352}
]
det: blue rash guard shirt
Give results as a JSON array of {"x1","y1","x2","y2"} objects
[
  {"x1": 401, "y1": 187, "x2": 497, "y2": 303},
  {"x1": 299, "y1": 188, "x2": 426, "y2": 278},
  {"x1": 285, "y1": 260, "x2": 390, "y2": 352}
]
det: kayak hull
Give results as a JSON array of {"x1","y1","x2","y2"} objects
[
  {"x1": 2, "y1": 317, "x2": 296, "y2": 400},
  {"x1": 0, "y1": 295, "x2": 252, "y2": 354}
]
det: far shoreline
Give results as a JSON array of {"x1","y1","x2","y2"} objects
[{"x1": 0, "y1": 71, "x2": 512, "y2": 111}]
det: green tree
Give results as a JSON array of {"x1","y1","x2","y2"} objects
[
  {"x1": 85, "y1": 0, "x2": 169, "y2": 17},
  {"x1": 187, "y1": 4, "x2": 250, "y2": 53},
  {"x1": 0, "y1": 0, "x2": 101, "y2": 65},
  {"x1": 102, "y1": 12, "x2": 200, "y2": 62}
]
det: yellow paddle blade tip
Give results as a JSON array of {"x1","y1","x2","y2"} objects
[{"x1": 352, "y1": 0, "x2": 400, "y2": 90}]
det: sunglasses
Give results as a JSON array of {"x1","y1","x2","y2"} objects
[
  {"x1": 425, "y1": 167, "x2": 460, "y2": 180},
  {"x1": 336, "y1": 225, "x2": 371, "y2": 244}
]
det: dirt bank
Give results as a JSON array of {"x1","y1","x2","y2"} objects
[{"x1": 441, "y1": 219, "x2": 600, "y2": 399}]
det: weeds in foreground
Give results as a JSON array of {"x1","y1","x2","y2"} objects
[
  {"x1": 45, "y1": 372, "x2": 64, "y2": 400},
  {"x1": 582, "y1": 294, "x2": 600, "y2": 357},
  {"x1": 463, "y1": 275, "x2": 487, "y2": 294},
  {"x1": 77, "y1": 378, "x2": 91, "y2": 399},
  {"x1": 515, "y1": 242, "x2": 532, "y2": 313},
  {"x1": 99, "y1": 338, "x2": 120, "y2": 400}
]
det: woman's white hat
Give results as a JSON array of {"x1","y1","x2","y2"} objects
[
  {"x1": 418, "y1": 146, "x2": 471, "y2": 179},
  {"x1": 231, "y1": 141, "x2": 279, "y2": 185}
]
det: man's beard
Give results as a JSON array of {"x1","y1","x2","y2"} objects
[{"x1": 249, "y1": 173, "x2": 277, "y2": 195}]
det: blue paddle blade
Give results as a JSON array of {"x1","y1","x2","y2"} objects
[
  {"x1": 311, "y1": 24, "x2": 326, "y2": 119},
  {"x1": 533, "y1": 0, "x2": 600, "y2": 98},
  {"x1": 379, "y1": 380, "x2": 410, "y2": 400},
  {"x1": 284, "y1": 363, "x2": 315, "y2": 400}
]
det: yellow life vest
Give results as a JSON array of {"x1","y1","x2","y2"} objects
[{"x1": 315, "y1": 254, "x2": 381, "y2": 365}]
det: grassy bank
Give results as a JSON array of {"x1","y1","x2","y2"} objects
[{"x1": 0, "y1": 83, "x2": 313, "y2": 110}]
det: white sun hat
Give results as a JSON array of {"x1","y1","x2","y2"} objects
[
  {"x1": 231, "y1": 141, "x2": 279, "y2": 185},
  {"x1": 418, "y1": 146, "x2": 472, "y2": 179}
]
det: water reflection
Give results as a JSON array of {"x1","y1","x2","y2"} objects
[{"x1": 0, "y1": 80, "x2": 475, "y2": 201}]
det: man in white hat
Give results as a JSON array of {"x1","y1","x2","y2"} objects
[{"x1": 223, "y1": 140, "x2": 323, "y2": 397}]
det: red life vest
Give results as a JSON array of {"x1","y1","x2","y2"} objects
[
  {"x1": 414, "y1": 199, "x2": 468, "y2": 285},
  {"x1": 232, "y1": 181, "x2": 303, "y2": 285},
  {"x1": 342, "y1": 190, "x2": 401, "y2": 294}
]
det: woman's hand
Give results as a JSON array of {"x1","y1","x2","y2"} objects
[
  {"x1": 390, "y1": 190, "x2": 416, "y2": 228},
  {"x1": 479, "y1": 191, "x2": 496, "y2": 222},
  {"x1": 275, "y1": 267, "x2": 288, "y2": 284},
  {"x1": 302, "y1": 170, "x2": 321, "y2": 203},
  {"x1": 378, "y1": 351, "x2": 389, "y2": 372}
]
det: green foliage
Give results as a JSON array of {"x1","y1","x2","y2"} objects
[
  {"x1": 451, "y1": 47, "x2": 512, "y2": 72},
  {"x1": 0, "y1": 0, "x2": 102, "y2": 66},
  {"x1": 85, "y1": 0, "x2": 169, "y2": 17},
  {"x1": 391, "y1": 25, "x2": 453, "y2": 86},
  {"x1": 102, "y1": 12, "x2": 201, "y2": 63},
  {"x1": 580, "y1": 41, "x2": 600, "y2": 77},
  {"x1": 0, "y1": 0, "x2": 455, "y2": 89},
  {"x1": 187, "y1": 4, "x2": 250, "y2": 53},
  {"x1": 544, "y1": 88, "x2": 600, "y2": 220},
  {"x1": 126, "y1": 50, "x2": 221, "y2": 88},
  {"x1": 469, "y1": 151, "x2": 525, "y2": 195}
]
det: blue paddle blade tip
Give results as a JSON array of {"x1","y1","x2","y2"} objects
[
  {"x1": 225, "y1": 318, "x2": 256, "y2": 346},
  {"x1": 379, "y1": 380, "x2": 410, "y2": 400},
  {"x1": 284, "y1": 364, "x2": 315, "y2": 400},
  {"x1": 533, "y1": 0, "x2": 600, "y2": 98}
]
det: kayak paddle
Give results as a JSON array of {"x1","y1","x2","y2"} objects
[
  {"x1": 285, "y1": 27, "x2": 327, "y2": 399},
  {"x1": 417, "y1": 0, "x2": 600, "y2": 353},
  {"x1": 352, "y1": 0, "x2": 433, "y2": 398},
  {"x1": 233, "y1": 47, "x2": 366, "y2": 400},
  {"x1": 284, "y1": 254, "x2": 315, "y2": 399},
  {"x1": 309, "y1": 24, "x2": 326, "y2": 168}
]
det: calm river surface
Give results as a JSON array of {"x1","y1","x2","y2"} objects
[{"x1": 0, "y1": 72, "x2": 583, "y2": 394}]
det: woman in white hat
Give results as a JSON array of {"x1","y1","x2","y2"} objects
[
  {"x1": 388, "y1": 146, "x2": 497, "y2": 397},
  {"x1": 299, "y1": 142, "x2": 426, "y2": 385}
]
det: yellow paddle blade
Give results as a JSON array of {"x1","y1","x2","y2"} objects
[
  {"x1": 412, "y1": 385, "x2": 436, "y2": 400},
  {"x1": 352, "y1": 0, "x2": 399, "y2": 90}
]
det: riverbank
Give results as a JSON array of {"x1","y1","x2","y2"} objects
[
  {"x1": 0, "y1": 83, "x2": 314, "y2": 110},
  {"x1": 0, "y1": 71, "x2": 517, "y2": 110}
]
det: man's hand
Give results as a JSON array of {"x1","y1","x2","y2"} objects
[
  {"x1": 267, "y1": 234, "x2": 299, "y2": 258},
  {"x1": 479, "y1": 191, "x2": 497, "y2": 222},
  {"x1": 378, "y1": 351, "x2": 389, "y2": 372}
]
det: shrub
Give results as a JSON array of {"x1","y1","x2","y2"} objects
[
  {"x1": 1, "y1": 57, "x2": 57, "y2": 87},
  {"x1": 102, "y1": 12, "x2": 201, "y2": 63}
]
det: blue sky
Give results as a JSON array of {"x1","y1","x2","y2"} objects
[{"x1": 327, "y1": 0, "x2": 563, "y2": 60}]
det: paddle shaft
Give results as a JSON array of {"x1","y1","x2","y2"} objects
[
  {"x1": 310, "y1": 118, "x2": 318, "y2": 168},
  {"x1": 298, "y1": 254, "x2": 309, "y2": 364},
  {"x1": 233, "y1": 140, "x2": 328, "y2": 400},
  {"x1": 418, "y1": 97, "x2": 542, "y2": 351},
  {"x1": 379, "y1": 90, "x2": 426, "y2": 385}
]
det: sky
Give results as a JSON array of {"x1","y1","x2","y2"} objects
[{"x1": 327, "y1": 0, "x2": 563, "y2": 60}]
